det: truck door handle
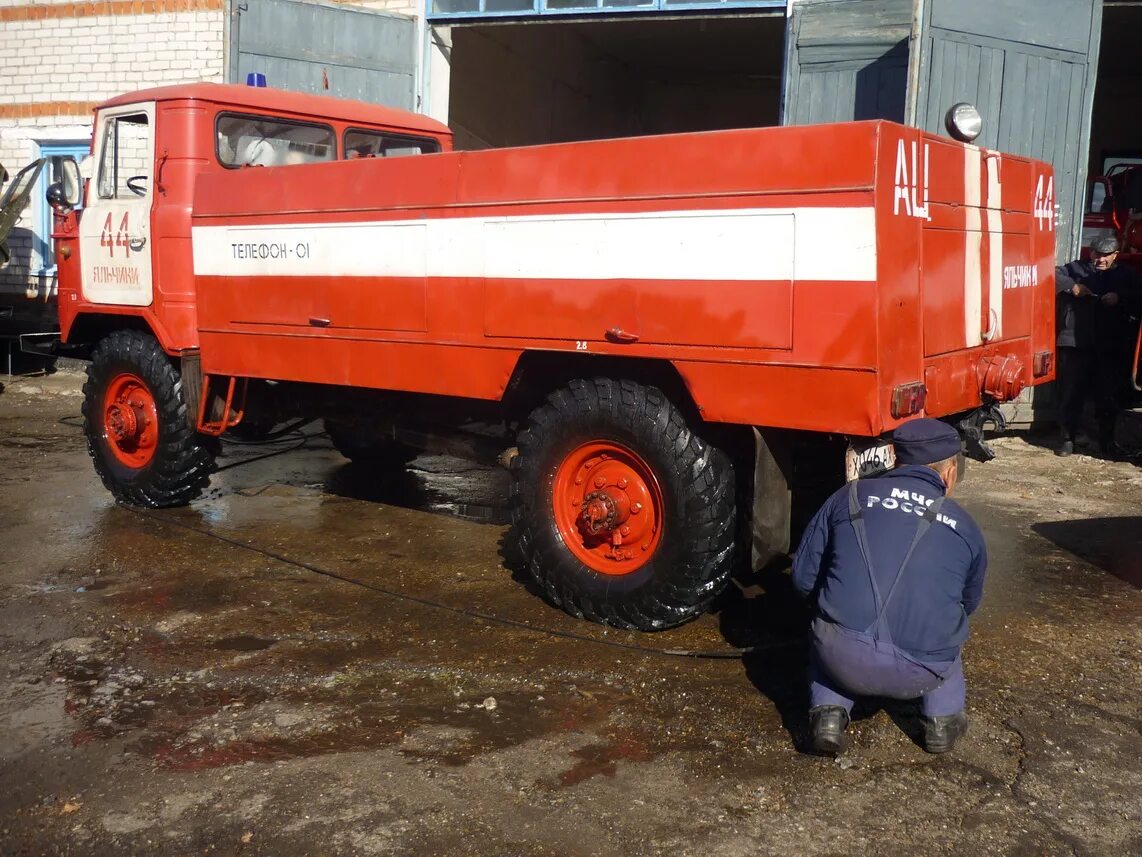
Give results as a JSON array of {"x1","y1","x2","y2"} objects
[
  {"x1": 605, "y1": 328, "x2": 639, "y2": 343},
  {"x1": 309, "y1": 317, "x2": 331, "y2": 327},
  {"x1": 128, "y1": 236, "x2": 147, "y2": 251}
]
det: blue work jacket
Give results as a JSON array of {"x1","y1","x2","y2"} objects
[{"x1": 791, "y1": 465, "x2": 988, "y2": 661}]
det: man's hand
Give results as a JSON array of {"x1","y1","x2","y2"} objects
[
  {"x1": 1102, "y1": 292, "x2": 1120, "y2": 306},
  {"x1": 1072, "y1": 283, "x2": 1094, "y2": 297}
]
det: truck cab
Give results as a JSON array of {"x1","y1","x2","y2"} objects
[{"x1": 54, "y1": 83, "x2": 451, "y2": 355}]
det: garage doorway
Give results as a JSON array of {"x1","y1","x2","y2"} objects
[
  {"x1": 1089, "y1": 2, "x2": 1142, "y2": 179},
  {"x1": 446, "y1": 15, "x2": 785, "y2": 149}
]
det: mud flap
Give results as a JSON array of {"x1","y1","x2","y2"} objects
[
  {"x1": 751, "y1": 427, "x2": 792, "y2": 569},
  {"x1": 180, "y1": 351, "x2": 203, "y2": 432}
]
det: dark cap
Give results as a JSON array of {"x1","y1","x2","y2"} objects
[
  {"x1": 1091, "y1": 235, "x2": 1120, "y2": 255},
  {"x1": 892, "y1": 418, "x2": 961, "y2": 465}
]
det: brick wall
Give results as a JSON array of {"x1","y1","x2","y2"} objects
[
  {"x1": 352, "y1": 0, "x2": 419, "y2": 18},
  {"x1": 0, "y1": 0, "x2": 225, "y2": 318}
]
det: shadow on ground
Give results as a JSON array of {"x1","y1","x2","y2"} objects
[
  {"x1": 1033, "y1": 517, "x2": 1142, "y2": 588},
  {"x1": 324, "y1": 456, "x2": 512, "y2": 525},
  {"x1": 715, "y1": 560, "x2": 812, "y2": 749}
]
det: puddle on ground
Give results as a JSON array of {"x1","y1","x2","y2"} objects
[
  {"x1": 324, "y1": 457, "x2": 512, "y2": 525},
  {"x1": 75, "y1": 579, "x2": 112, "y2": 593}
]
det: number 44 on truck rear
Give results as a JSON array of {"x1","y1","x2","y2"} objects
[{"x1": 45, "y1": 84, "x2": 1056, "y2": 631}]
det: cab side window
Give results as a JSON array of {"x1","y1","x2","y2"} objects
[
  {"x1": 216, "y1": 114, "x2": 336, "y2": 168},
  {"x1": 343, "y1": 130, "x2": 439, "y2": 160},
  {"x1": 96, "y1": 114, "x2": 151, "y2": 199}
]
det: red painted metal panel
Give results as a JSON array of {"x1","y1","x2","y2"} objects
[
  {"x1": 198, "y1": 275, "x2": 428, "y2": 333},
  {"x1": 923, "y1": 342, "x2": 1034, "y2": 416},
  {"x1": 872, "y1": 126, "x2": 925, "y2": 431},
  {"x1": 921, "y1": 227, "x2": 970, "y2": 357},
  {"x1": 452, "y1": 123, "x2": 878, "y2": 205},
  {"x1": 675, "y1": 361, "x2": 880, "y2": 435},
  {"x1": 197, "y1": 332, "x2": 517, "y2": 400},
  {"x1": 483, "y1": 277, "x2": 794, "y2": 350}
]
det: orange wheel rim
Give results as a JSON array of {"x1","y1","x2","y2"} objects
[
  {"x1": 551, "y1": 440, "x2": 665, "y2": 575},
  {"x1": 102, "y1": 372, "x2": 158, "y2": 468}
]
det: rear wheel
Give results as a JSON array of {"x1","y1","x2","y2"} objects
[
  {"x1": 82, "y1": 330, "x2": 215, "y2": 507},
  {"x1": 512, "y1": 377, "x2": 736, "y2": 631}
]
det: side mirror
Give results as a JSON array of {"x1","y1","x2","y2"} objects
[
  {"x1": 57, "y1": 156, "x2": 81, "y2": 206},
  {"x1": 1088, "y1": 177, "x2": 1112, "y2": 214}
]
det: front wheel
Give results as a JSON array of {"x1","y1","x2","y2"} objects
[
  {"x1": 82, "y1": 330, "x2": 215, "y2": 507},
  {"x1": 512, "y1": 378, "x2": 736, "y2": 631}
]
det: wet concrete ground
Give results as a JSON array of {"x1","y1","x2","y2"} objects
[{"x1": 1, "y1": 371, "x2": 1139, "y2": 856}]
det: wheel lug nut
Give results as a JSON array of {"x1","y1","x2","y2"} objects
[
  {"x1": 594, "y1": 476, "x2": 606, "y2": 488},
  {"x1": 631, "y1": 503, "x2": 642, "y2": 514},
  {"x1": 617, "y1": 478, "x2": 628, "y2": 489},
  {"x1": 641, "y1": 543, "x2": 649, "y2": 551},
  {"x1": 620, "y1": 525, "x2": 630, "y2": 536}
]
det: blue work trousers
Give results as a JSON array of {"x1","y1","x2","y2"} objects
[{"x1": 808, "y1": 618, "x2": 966, "y2": 718}]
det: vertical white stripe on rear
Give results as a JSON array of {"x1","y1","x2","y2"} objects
[
  {"x1": 964, "y1": 147, "x2": 983, "y2": 347},
  {"x1": 986, "y1": 153, "x2": 1003, "y2": 340}
]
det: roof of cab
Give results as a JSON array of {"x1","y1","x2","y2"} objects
[{"x1": 98, "y1": 83, "x2": 451, "y2": 137}]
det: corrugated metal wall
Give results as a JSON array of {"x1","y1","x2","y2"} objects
[{"x1": 229, "y1": 0, "x2": 417, "y2": 110}]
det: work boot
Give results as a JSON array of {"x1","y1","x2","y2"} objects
[
  {"x1": 923, "y1": 711, "x2": 969, "y2": 754},
  {"x1": 808, "y1": 706, "x2": 850, "y2": 756},
  {"x1": 1054, "y1": 438, "x2": 1074, "y2": 457}
]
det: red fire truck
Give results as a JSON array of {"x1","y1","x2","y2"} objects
[
  {"x1": 1083, "y1": 163, "x2": 1142, "y2": 272},
  {"x1": 1081, "y1": 165, "x2": 1142, "y2": 396},
  {"x1": 47, "y1": 83, "x2": 1056, "y2": 630}
]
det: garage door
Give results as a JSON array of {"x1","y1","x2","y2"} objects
[{"x1": 229, "y1": 0, "x2": 417, "y2": 110}]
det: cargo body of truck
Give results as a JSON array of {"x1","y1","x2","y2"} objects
[{"x1": 49, "y1": 84, "x2": 1056, "y2": 630}]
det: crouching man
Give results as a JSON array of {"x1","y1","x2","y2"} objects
[{"x1": 791, "y1": 419, "x2": 988, "y2": 755}]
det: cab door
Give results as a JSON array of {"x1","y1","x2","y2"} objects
[{"x1": 79, "y1": 102, "x2": 155, "y2": 306}]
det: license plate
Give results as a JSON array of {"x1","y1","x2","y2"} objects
[{"x1": 845, "y1": 438, "x2": 895, "y2": 482}]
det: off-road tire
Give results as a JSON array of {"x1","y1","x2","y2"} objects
[
  {"x1": 512, "y1": 377, "x2": 736, "y2": 631},
  {"x1": 82, "y1": 330, "x2": 215, "y2": 507},
  {"x1": 325, "y1": 420, "x2": 416, "y2": 469}
]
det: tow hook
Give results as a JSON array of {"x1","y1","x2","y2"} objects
[{"x1": 958, "y1": 403, "x2": 1007, "y2": 462}]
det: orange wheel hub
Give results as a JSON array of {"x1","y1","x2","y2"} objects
[
  {"x1": 103, "y1": 372, "x2": 158, "y2": 468},
  {"x1": 551, "y1": 440, "x2": 664, "y2": 575}
]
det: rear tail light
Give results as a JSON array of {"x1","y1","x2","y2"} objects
[
  {"x1": 891, "y1": 382, "x2": 927, "y2": 419},
  {"x1": 1033, "y1": 350, "x2": 1053, "y2": 377}
]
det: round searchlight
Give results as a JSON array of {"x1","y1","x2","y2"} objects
[{"x1": 945, "y1": 102, "x2": 983, "y2": 143}]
